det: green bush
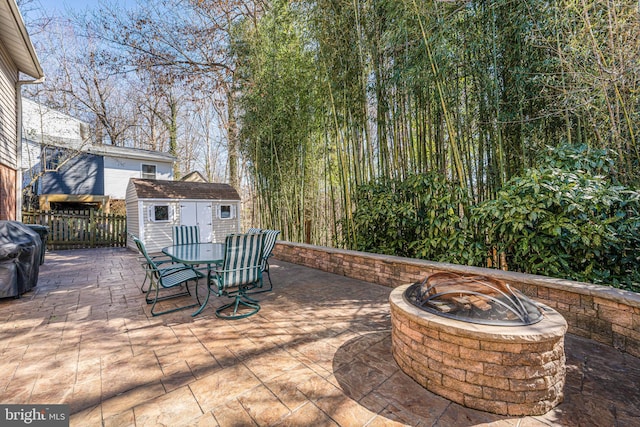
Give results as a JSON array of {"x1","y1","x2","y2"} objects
[
  {"x1": 473, "y1": 144, "x2": 640, "y2": 291},
  {"x1": 351, "y1": 173, "x2": 484, "y2": 265},
  {"x1": 350, "y1": 144, "x2": 639, "y2": 291}
]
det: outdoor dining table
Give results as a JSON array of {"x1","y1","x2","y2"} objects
[{"x1": 162, "y1": 242, "x2": 225, "y2": 316}]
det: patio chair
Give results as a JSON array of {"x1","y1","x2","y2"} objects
[
  {"x1": 128, "y1": 232, "x2": 176, "y2": 292},
  {"x1": 246, "y1": 229, "x2": 280, "y2": 294},
  {"x1": 172, "y1": 225, "x2": 200, "y2": 245},
  {"x1": 207, "y1": 232, "x2": 265, "y2": 319},
  {"x1": 134, "y1": 237, "x2": 202, "y2": 316},
  {"x1": 247, "y1": 227, "x2": 262, "y2": 234}
]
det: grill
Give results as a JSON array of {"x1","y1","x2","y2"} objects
[{"x1": 404, "y1": 272, "x2": 543, "y2": 326}]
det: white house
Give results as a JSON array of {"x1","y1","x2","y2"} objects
[
  {"x1": 21, "y1": 99, "x2": 175, "y2": 211},
  {"x1": 126, "y1": 178, "x2": 241, "y2": 253},
  {"x1": 0, "y1": 0, "x2": 43, "y2": 220}
]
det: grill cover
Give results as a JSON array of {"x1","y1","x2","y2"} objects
[
  {"x1": 0, "y1": 221, "x2": 42, "y2": 298},
  {"x1": 405, "y1": 272, "x2": 543, "y2": 326}
]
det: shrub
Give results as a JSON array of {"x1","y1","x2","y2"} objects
[
  {"x1": 351, "y1": 173, "x2": 484, "y2": 265},
  {"x1": 473, "y1": 144, "x2": 640, "y2": 291}
]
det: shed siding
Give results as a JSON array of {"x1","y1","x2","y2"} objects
[
  {"x1": 104, "y1": 157, "x2": 172, "y2": 200},
  {"x1": 141, "y1": 200, "x2": 181, "y2": 253},
  {"x1": 211, "y1": 202, "x2": 241, "y2": 243},
  {"x1": 125, "y1": 180, "x2": 140, "y2": 250},
  {"x1": 0, "y1": 42, "x2": 18, "y2": 170},
  {"x1": 175, "y1": 200, "x2": 241, "y2": 243},
  {"x1": 126, "y1": 179, "x2": 241, "y2": 252},
  {"x1": 138, "y1": 199, "x2": 241, "y2": 252}
]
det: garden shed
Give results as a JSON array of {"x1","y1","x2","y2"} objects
[{"x1": 126, "y1": 178, "x2": 241, "y2": 253}]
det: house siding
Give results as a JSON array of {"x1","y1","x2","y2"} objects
[
  {"x1": 21, "y1": 136, "x2": 41, "y2": 191},
  {"x1": 22, "y1": 98, "x2": 85, "y2": 142},
  {"x1": 0, "y1": 39, "x2": 18, "y2": 220},
  {"x1": 0, "y1": 163, "x2": 16, "y2": 220},
  {"x1": 40, "y1": 152, "x2": 104, "y2": 195},
  {"x1": 21, "y1": 99, "x2": 175, "y2": 202},
  {"x1": 103, "y1": 156, "x2": 172, "y2": 200},
  {"x1": 0, "y1": 43, "x2": 17, "y2": 170}
]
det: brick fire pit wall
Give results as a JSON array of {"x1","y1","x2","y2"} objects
[{"x1": 390, "y1": 284, "x2": 568, "y2": 416}]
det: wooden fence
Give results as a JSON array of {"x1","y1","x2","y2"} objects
[{"x1": 22, "y1": 210, "x2": 127, "y2": 250}]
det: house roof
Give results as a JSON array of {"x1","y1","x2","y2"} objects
[
  {"x1": 180, "y1": 171, "x2": 208, "y2": 183},
  {"x1": 23, "y1": 98, "x2": 175, "y2": 163},
  {"x1": 0, "y1": 0, "x2": 44, "y2": 79},
  {"x1": 25, "y1": 135, "x2": 176, "y2": 163},
  {"x1": 131, "y1": 179, "x2": 240, "y2": 201},
  {"x1": 85, "y1": 144, "x2": 175, "y2": 163}
]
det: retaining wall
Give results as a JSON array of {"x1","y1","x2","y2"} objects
[{"x1": 272, "y1": 241, "x2": 640, "y2": 358}]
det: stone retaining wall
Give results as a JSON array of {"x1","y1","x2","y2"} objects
[{"x1": 272, "y1": 241, "x2": 640, "y2": 358}]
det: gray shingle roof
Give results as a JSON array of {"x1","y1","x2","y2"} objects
[{"x1": 131, "y1": 179, "x2": 240, "y2": 201}]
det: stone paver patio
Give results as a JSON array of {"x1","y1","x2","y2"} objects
[{"x1": 0, "y1": 247, "x2": 639, "y2": 426}]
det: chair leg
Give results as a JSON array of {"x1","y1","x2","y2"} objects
[
  {"x1": 192, "y1": 280, "x2": 212, "y2": 317},
  {"x1": 247, "y1": 262, "x2": 273, "y2": 295},
  {"x1": 140, "y1": 263, "x2": 152, "y2": 293},
  {"x1": 264, "y1": 263, "x2": 273, "y2": 291},
  {"x1": 146, "y1": 277, "x2": 199, "y2": 316},
  {"x1": 141, "y1": 273, "x2": 148, "y2": 293},
  {"x1": 215, "y1": 295, "x2": 260, "y2": 319}
]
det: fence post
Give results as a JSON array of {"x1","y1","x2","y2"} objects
[{"x1": 89, "y1": 209, "x2": 95, "y2": 247}]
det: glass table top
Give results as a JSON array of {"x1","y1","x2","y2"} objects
[{"x1": 162, "y1": 243, "x2": 225, "y2": 264}]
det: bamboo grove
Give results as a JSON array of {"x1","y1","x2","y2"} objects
[{"x1": 236, "y1": 0, "x2": 639, "y2": 256}]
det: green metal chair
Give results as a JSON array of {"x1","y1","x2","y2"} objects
[
  {"x1": 207, "y1": 232, "x2": 265, "y2": 319},
  {"x1": 172, "y1": 225, "x2": 201, "y2": 245},
  {"x1": 134, "y1": 237, "x2": 202, "y2": 316},
  {"x1": 129, "y1": 232, "x2": 176, "y2": 292},
  {"x1": 247, "y1": 229, "x2": 280, "y2": 294}
]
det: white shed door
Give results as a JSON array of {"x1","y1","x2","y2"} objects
[{"x1": 180, "y1": 202, "x2": 213, "y2": 242}]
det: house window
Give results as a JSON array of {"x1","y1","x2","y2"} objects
[
  {"x1": 217, "y1": 204, "x2": 235, "y2": 219},
  {"x1": 149, "y1": 204, "x2": 171, "y2": 222},
  {"x1": 44, "y1": 146, "x2": 66, "y2": 171},
  {"x1": 141, "y1": 164, "x2": 157, "y2": 179}
]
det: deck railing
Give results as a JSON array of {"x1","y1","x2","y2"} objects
[{"x1": 22, "y1": 209, "x2": 126, "y2": 249}]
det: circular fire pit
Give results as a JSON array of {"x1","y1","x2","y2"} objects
[{"x1": 390, "y1": 273, "x2": 567, "y2": 416}]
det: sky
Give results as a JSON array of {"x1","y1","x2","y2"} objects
[
  {"x1": 26, "y1": 0, "x2": 101, "y2": 19},
  {"x1": 28, "y1": 0, "x2": 134, "y2": 19},
  {"x1": 36, "y1": 0, "x2": 96, "y2": 14}
]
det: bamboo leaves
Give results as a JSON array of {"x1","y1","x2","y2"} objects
[{"x1": 235, "y1": 0, "x2": 639, "y2": 291}]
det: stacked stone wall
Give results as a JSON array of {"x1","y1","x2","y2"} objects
[{"x1": 273, "y1": 241, "x2": 640, "y2": 358}]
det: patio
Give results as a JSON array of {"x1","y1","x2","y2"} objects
[{"x1": 0, "y1": 247, "x2": 639, "y2": 426}]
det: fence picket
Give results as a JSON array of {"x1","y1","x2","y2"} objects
[{"x1": 22, "y1": 210, "x2": 126, "y2": 250}]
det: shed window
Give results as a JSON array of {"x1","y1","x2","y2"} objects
[
  {"x1": 142, "y1": 164, "x2": 157, "y2": 179},
  {"x1": 149, "y1": 204, "x2": 171, "y2": 222},
  {"x1": 217, "y1": 204, "x2": 235, "y2": 219}
]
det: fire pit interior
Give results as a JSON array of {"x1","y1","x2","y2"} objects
[
  {"x1": 390, "y1": 272, "x2": 567, "y2": 416},
  {"x1": 405, "y1": 272, "x2": 543, "y2": 326}
]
